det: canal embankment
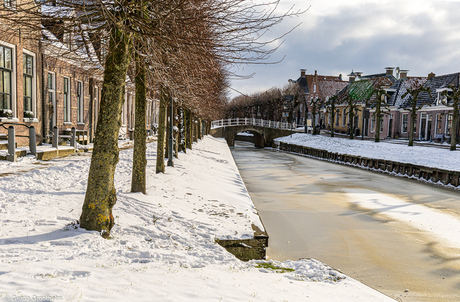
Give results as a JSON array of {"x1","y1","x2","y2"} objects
[{"x1": 274, "y1": 133, "x2": 460, "y2": 189}]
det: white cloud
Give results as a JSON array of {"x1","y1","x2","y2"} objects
[{"x1": 228, "y1": 0, "x2": 460, "y2": 99}]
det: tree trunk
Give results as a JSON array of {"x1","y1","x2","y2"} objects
[
  {"x1": 164, "y1": 98, "x2": 170, "y2": 159},
  {"x1": 174, "y1": 104, "x2": 179, "y2": 158},
  {"x1": 451, "y1": 100, "x2": 459, "y2": 151},
  {"x1": 156, "y1": 86, "x2": 168, "y2": 174},
  {"x1": 330, "y1": 108, "x2": 335, "y2": 137},
  {"x1": 80, "y1": 27, "x2": 132, "y2": 237},
  {"x1": 186, "y1": 109, "x2": 192, "y2": 150},
  {"x1": 408, "y1": 101, "x2": 417, "y2": 147},
  {"x1": 198, "y1": 118, "x2": 202, "y2": 139},
  {"x1": 349, "y1": 106, "x2": 354, "y2": 139},
  {"x1": 131, "y1": 49, "x2": 147, "y2": 194},
  {"x1": 193, "y1": 114, "x2": 198, "y2": 143},
  {"x1": 375, "y1": 103, "x2": 381, "y2": 143},
  {"x1": 312, "y1": 104, "x2": 317, "y2": 135}
]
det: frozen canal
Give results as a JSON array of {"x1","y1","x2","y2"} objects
[{"x1": 231, "y1": 141, "x2": 460, "y2": 302}]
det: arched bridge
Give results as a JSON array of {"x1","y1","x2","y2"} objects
[{"x1": 210, "y1": 118, "x2": 300, "y2": 148}]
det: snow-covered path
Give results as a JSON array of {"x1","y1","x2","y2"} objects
[{"x1": 0, "y1": 137, "x2": 393, "y2": 301}]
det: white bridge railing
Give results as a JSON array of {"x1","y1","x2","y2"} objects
[{"x1": 211, "y1": 118, "x2": 299, "y2": 130}]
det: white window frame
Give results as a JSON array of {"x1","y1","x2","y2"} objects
[
  {"x1": 0, "y1": 40, "x2": 17, "y2": 121},
  {"x1": 436, "y1": 88, "x2": 450, "y2": 106},
  {"x1": 94, "y1": 86, "x2": 99, "y2": 129},
  {"x1": 435, "y1": 113, "x2": 443, "y2": 135},
  {"x1": 22, "y1": 49, "x2": 37, "y2": 122},
  {"x1": 401, "y1": 113, "x2": 408, "y2": 133},
  {"x1": 47, "y1": 72, "x2": 56, "y2": 128},
  {"x1": 446, "y1": 113, "x2": 453, "y2": 135},
  {"x1": 77, "y1": 80, "x2": 84, "y2": 124},
  {"x1": 63, "y1": 77, "x2": 71, "y2": 123}
]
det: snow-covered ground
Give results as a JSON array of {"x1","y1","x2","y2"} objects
[
  {"x1": 0, "y1": 137, "x2": 393, "y2": 301},
  {"x1": 275, "y1": 133, "x2": 460, "y2": 172}
]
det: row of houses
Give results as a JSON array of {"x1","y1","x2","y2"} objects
[
  {"x1": 0, "y1": 0, "x2": 159, "y2": 147},
  {"x1": 290, "y1": 68, "x2": 459, "y2": 143}
]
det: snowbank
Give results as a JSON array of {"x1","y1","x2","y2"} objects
[{"x1": 275, "y1": 133, "x2": 460, "y2": 172}]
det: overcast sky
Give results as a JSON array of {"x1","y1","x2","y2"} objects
[{"x1": 228, "y1": 0, "x2": 460, "y2": 99}]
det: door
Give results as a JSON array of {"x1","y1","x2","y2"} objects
[
  {"x1": 426, "y1": 114, "x2": 432, "y2": 141},
  {"x1": 420, "y1": 113, "x2": 427, "y2": 140},
  {"x1": 47, "y1": 73, "x2": 56, "y2": 132}
]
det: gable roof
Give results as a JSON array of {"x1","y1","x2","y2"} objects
[
  {"x1": 336, "y1": 76, "x2": 395, "y2": 104},
  {"x1": 387, "y1": 77, "x2": 427, "y2": 108},
  {"x1": 412, "y1": 73, "x2": 460, "y2": 107}
]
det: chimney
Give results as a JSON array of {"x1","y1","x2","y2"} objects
[
  {"x1": 428, "y1": 72, "x2": 436, "y2": 80},
  {"x1": 348, "y1": 70, "x2": 356, "y2": 83},
  {"x1": 339, "y1": 74, "x2": 342, "y2": 81},
  {"x1": 300, "y1": 69, "x2": 306, "y2": 78},
  {"x1": 385, "y1": 67, "x2": 395, "y2": 76},
  {"x1": 399, "y1": 70, "x2": 409, "y2": 79},
  {"x1": 314, "y1": 70, "x2": 317, "y2": 81}
]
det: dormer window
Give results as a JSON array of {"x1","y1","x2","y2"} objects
[
  {"x1": 384, "y1": 89, "x2": 396, "y2": 103},
  {"x1": 436, "y1": 88, "x2": 451, "y2": 105}
]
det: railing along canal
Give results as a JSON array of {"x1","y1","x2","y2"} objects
[{"x1": 211, "y1": 118, "x2": 299, "y2": 130}]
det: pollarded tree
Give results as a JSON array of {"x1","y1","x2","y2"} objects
[
  {"x1": 343, "y1": 94, "x2": 362, "y2": 140},
  {"x1": 441, "y1": 85, "x2": 460, "y2": 151},
  {"x1": 309, "y1": 97, "x2": 323, "y2": 135},
  {"x1": 370, "y1": 88, "x2": 390, "y2": 143},
  {"x1": 401, "y1": 86, "x2": 432, "y2": 147},
  {"x1": 325, "y1": 95, "x2": 338, "y2": 137}
]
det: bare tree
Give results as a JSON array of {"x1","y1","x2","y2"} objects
[
  {"x1": 441, "y1": 85, "x2": 459, "y2": 151},
  {"x1": 370, "y1": 88, "x2": 390, "y2": 143},
  {"x1": 401, "y1": 87, "x2": 432, "y2": 147}
]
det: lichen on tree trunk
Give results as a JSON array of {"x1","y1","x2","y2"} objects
[
  {"x1": 131, "y1": 48, "x2": 147, "y2": 194},
  {"x1": 80, "y1": 27, "x2": 132, "y2": 238}
]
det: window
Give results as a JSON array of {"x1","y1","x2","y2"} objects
[
  {"x1": 0, "y1": 45, "x2": 12, "y2": 112},
  {"x1": 436, "y1": 89, "x2": 450, "y2": 105},
  {"x1": 435, "y1": 114, "x2": 443, "y2": 134},
  {"x1": 77, "y1": 81, "x2": 83, "y2": 123},
  {"x1": 23, "y1": 53, "x2": 34, "y2": 118},
  {"x1": 4, "y1": 0, "x2": 15, "y2": 8},
  {"x1": 371, "y1": 115, "x2": 383, "y2": 133},
  {"x1": 47, "y1": 72, "x2": 55, "y2": 126},
  {"x1": 63, "y1": 77, "x2": 70, "y2": 122},
  {"x1": 401, "y1": 113, "x2": 408, "y2": 133},
  {"x1": 446, "y1": 114, "x2": 453, "y2": 135},
  {"x1": 94, "y1": 86, "x2": 99, "y2": 128}
]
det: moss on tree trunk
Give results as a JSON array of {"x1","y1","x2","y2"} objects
[
  {"x1": 80, "y1": 27, "x2": 132, "y2": 237},
  {"x1": 131, "y1": 50, "x2": 147, "y2": 194}
]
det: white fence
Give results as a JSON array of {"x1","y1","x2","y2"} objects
[{"x1": 211, "y1": 118, "x2": 299, "y2": 130}]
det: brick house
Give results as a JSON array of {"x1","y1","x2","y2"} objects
[
  {"x1": 384, "y1": 73, "x2": 427, "y2": 139},
  {"x1": 41, "y1": 27, "x2": 104, "y2": 143},
  {"x1": 411, "y1": 72, "x2": 460, "y2": 142},
  {"x1": 289, "y1": 69, "x2": 347, "y2": 127},
  {"x1": 0, "y1": 0, "x2": 42, "y2": 145}
]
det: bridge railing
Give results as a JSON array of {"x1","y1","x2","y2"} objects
[{"x1": 211, "y1": 118, "x2": 299, "y2": 130}]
